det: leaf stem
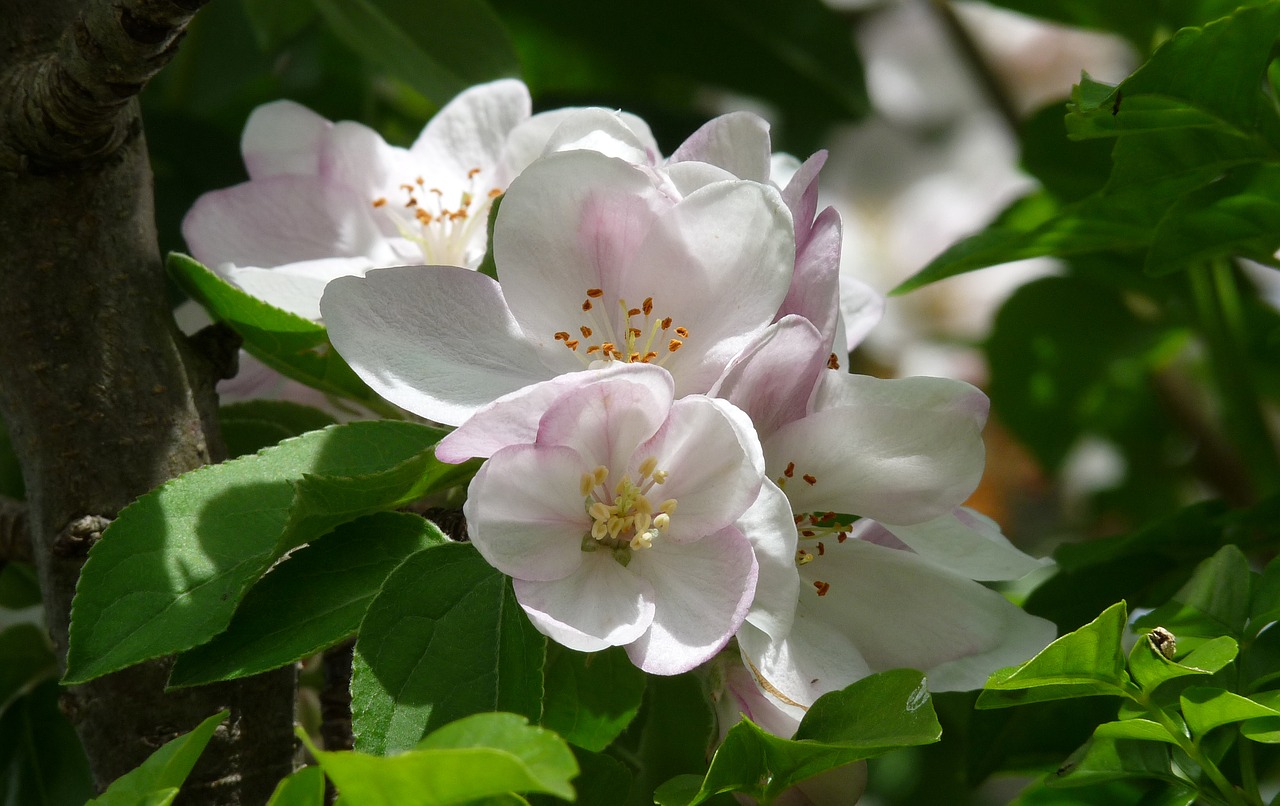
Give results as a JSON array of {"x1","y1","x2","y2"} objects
[
  {"x1": 1188, "y1": 262, "x2": 1280, "y2": 500},
  {"x1": 1139, "y1": 693, "x2": 1253, "y2": 806}
]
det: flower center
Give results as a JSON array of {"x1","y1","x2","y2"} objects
[
  {"x1": 579, "y1": 457, "x2": 678, "y2": 566},
  {"x1": 790, "y1": 506, "x2": 859, "y2": 599},
  {"x1": 371, "y1": 167, "x2": 501, "y2": 267},
  {"x1": 553, "y1": 290, "x2": 690, "y2": 369}
]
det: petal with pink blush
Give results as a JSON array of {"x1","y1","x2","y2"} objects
[
  {"x1": 241, "y1": 100, "x2": 330, "y2": 179},
  {"x1": 669, "y1": 111, "x2": 773, "y2": 183},
  {"x1": 777, "y1": 207, "x2": 845, "y2": 352},
  {"x1": 625, "y1": 526, "x2": 757, "y2": 675},
  {"x1": 711, "y1": 315, "x2": 827, "y2": 439},
  {"x1": 321, "y1": 266, "x2": 559, "y2": 425},
  {"x1": 534, "y1": 365, "x2": 674, "y2": 470},
  {"x1": 515, "y1": 554, "x2": 655, "y2": 652},
  {"x1": 463, "y1": 443, "x2": 589, "y2": 582}
]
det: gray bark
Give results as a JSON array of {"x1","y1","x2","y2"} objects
[{"x1": 0, "y1": 0, "x2": 296, "y2": 801}]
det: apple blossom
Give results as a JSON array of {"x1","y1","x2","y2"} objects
[
  {"x1": 182, "y1": 79, "x2": 533, "y2": 319},
  {"x1": 321, "y1": 147, "x2": 795, "y2": 426},
  {"x1": 447, "y1": 363, "x2": 793, "y2": 674}
]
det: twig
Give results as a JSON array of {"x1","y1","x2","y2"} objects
[{"x1": 0, "y1": 0, "x2": 210, "y2": 171}]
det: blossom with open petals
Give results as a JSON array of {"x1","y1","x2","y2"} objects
[
  {"x1": 322, "y1": 146, "x2": 795, "y2": 425},
  {"x1": 182, "y1": 79, "x2": 532, "y2": 319},
  {"x1": 449, "y1": 364, "x2": 789, "y2": 674}
]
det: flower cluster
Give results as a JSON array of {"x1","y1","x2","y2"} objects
[{"x1": 185, "y1": 79, "x2": 1054, "y2": 738}]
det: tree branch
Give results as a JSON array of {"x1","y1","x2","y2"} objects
[{"x1": 0, "y1": 0, "x2": 209, "y2": 171}]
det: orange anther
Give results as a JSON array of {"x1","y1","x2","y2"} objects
[
  {"x1": 582, "y1": 300, "x2": 593, "y2": 312},
  {"x1": 802, "y1": 474, "x2": 817, "y2": 486},
  {"x1": 814, "y1": 581, "x2": 831, "y2": 597},
  {"x1": 642, "y1": 297, "x2": 654, "y2": 316},
  {"x1": 827, "y1": 353, "x2": 840, "y2": 370},
  {"x1": 580, "y1": 326, "x2": 593, "y2": 338},
  {"x1": 668, "y1": 339, "x2": 683, "y2": 352},
  {"x1": 586, "y1": 288, "x2": 604, "y2": 298},
  {"x1": 784, "y1": 462, "x2": 795, "y2": 478},
  {"x1": 372, "y1": 197, "x2": 388, "y2": 208},
  {"x1": 628, "y1": 307, "x2": 641, "y2": 317},
  {"x1": 554, "y1": 331, "x2": 571, "y2": 341},
  {"x1": 674, "y1": 326, "x2": 689, "y2": 338},
  {"x1": 660, "y1": 317, "x2": 672, "y2": 329}
]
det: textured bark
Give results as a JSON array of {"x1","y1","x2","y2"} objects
[{"x1": 0, "y1": 0, "x2": 297, "y2": 801}]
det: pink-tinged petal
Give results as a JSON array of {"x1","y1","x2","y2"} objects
[
  {"x1": 637, "y1": 397, "x2": 764, "y2": 543},
  {"x1": 737, "y1": 618, "x2": 870, "y2": 712},
  {"x1": 798, "y1": 539, "x2": 1055, "y2": 692},
  {"x1": 737, "y1": 480, "x2": 800, "y2": 640},
  {"x1": 880, "y1": 509, "x2": 1051, "y2": 582},
  {"x1": 618, "y1": 180, "x2": 795, "y2": 395},
  {"x1": 498, "y1": 107, "x2": 661, "y2": 183},
  {"x1": 436, "y1": 363, "x2": 673, "y2": 462},
  {"x1": 535, "y1": 365, "x2": 673, "y2": 470},
  {"x1": 779, "y1": 151, "x2": 828, "y2": 246},
  {"x1": 769, "y1": 152, "x2": 802, "y2": 190},
  {"x1": 182, "y1": 176, "x2": 388, "y2": 269},
  {"x1": 321, "y1": 266, "x2": 558, "y2": 425},
  {"x1": 670, "y1": 111, "x2": 772, "y2": 183},
  {"x1": 515, "y1": 553, "x2": 655, "y2": 652},
  {"x1": 321, "y1": 121, "x2": 412, "y2": 200},
  {"x1": 712, "y1": 316, "x2": 827, "y2": 439},
  {"x1": 626, "y1": 526, "x2": 757, "y2": 675},
  {"x1": 464, "y1": 443, "x2": 588, "y2": 581},
  {"x1": 411, "y1": 79, "x2": 531, "y2": 184},
  {"x1": 241, "y1": 100, "x2": 330, "y2": 179},
  {"x1": 766, "y1": 375, "x2": 988, "y2": 525},
  {"x1": 717, "y1": 660, "x2": 803, "y2": 740},
  {"x1": 494, "y1": 151, "x2": 669, "y2": 346},
  {"x1": 839, "y1": 274, "x2": 886, "y2": 353},
  {"x1": 222, "y1": 258, "x2": 376, "y2": 321},
  {"x1": 776, "y1": 207, "x2": 843, "y2": 352}
]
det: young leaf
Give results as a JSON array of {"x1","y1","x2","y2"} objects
[
  {"x1": 1049, "y1": 736, "x2": 1179, "y2": 788},
  {"x1": 1179, "y1": 687, "x2": 1280, "y2": 739},
  {"x1": 87, "y1": 710, "x2": 228, "y2": 806},
  {"x1": 1145, "y1": 163, "x2": 1280, "y2": 274},
  {"x1": 978, "y1": 601, "x2": 1131, "y2": 709},
  {"x1": 311, "y1": 0, "x2": 518, "y2": 107},
  {"x1": 0, "y1": 680, "x2": 94, "y2": 806},
  {"x1": 65, "y1": 420, "x2": 448, "y2": 684},
  {"x1": 299, "y1": 713, "x2": 577, "y2": 804},
  {"x1": 540, "y1": 644, "x2": 646, "y2": 752},
  {"x1": 1134, "y1": 545, "x2": 1253, "y2": 639},
  {"x1": 658, "y1": 669, "x2": 940, "y2": 805},
  {"x1": 220, "y1": 400, "x2": 337, "y2": 458},
  {"x1": 265, "y1": 765, "x2": 325, "y2": 806},
  {"x1": 168, "y1": 513, "x2": 445, "y2": 687},
  {"x1": 1127, "y1": 632, "x2": 1238, "y2": 693},
  {"x1": 621, "y1": 672, "x2": 719, "y2": 806},
  {"x1": 351, "y1": 543, "x2": 546, "y2": 755},
  {"x1": 1091, "y1": 719, "x2": 1179, "y2": 745}
]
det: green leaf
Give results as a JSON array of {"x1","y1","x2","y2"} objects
[
  {"x1": 0, "y1": 624, "x2": 56, "y2": 716},
  {"x1": 0, "y1": 680, "x2": 94, "y2": 806},
  {"x1": 266, "y1": 765, "x2": 326, "y2": 806},
  {"x1": 660, "y1": 670, "x2": 940, "y2": 805},
  {"x1": 301, "y1": 713, "x2": 577, "y2": 804},
  {"x1": 1012, "y1": 778, "x2": 1192, "y2": 806},
  {"x1": 620, "y1": 672, "x2": 719, "y2": 806},
  {"x1": 1050, "y1": 736, "x2": 1178, "y2": 788},
  {"x1": 220, "y1": 400, "x2": 337, "y2": 458},
  {"x1": 1180, "y1": 687, "x2": 1280, "y2": 739},
  {"x1": 1092, "y1": 719, "x2": 1180, "y2": 745},
  {"x1": 351, "y1": 543, "x2": 545, "y2": 755},
  {"x1": 1020, "y1": 102, "x2": 1115, "y2": 203},
  {"x1": 528, "y1": 747, "x2": 631, "y2": 806},
  {"x1": 540, "y1": 645, "x2": 645, "y2": 752},
  {"x1": 65, "y1": 420, "x2": 449, "y2": 684},
  {"x1": 168, "y1": 254, "x2": 390, "y2": 412},
  {"x1": 168, "y1": 513, "x2": 445, "y2": 687},
  {"x1": 1251, "y1": 555, "x2": 1280, "y2": 631},
  {"x1": 1127, "y1": 633, "x2": 1238, "y2": 693},
  {"x1": 1146, "y1": 163, "x2": 1280, "y2": 274},
  {"x1": 0, "y1": 563, "x2": 40, "y2": 610},
  {"x1": 87, "y1": 710, "x2": 228, "y2": 805},
  {"x1": 1134, "y1": 545, "x2": 1253, "y2": 639},
  {"x1": 311, "y1": 0, "x2": 518, "y2": 106},
  {"x1": 978, "y1": 602, "x2": 1131, "y2": 709}
]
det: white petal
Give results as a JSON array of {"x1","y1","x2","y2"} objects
[
  {"x1": 711, "y1": 316, "x2": 827, "y2": 439},
  {"x1": 534, "y1": 365, "x2": 674, "y2": 470},
  {"x1": 839, "y1": 273, "x2": 886, "y2": 353},
  {"x1": 777, "y1": 207, "x2": 845, "y2": 353},
  {"x1": 626, "y1": 526, "x2": 757, "y2": 675},
  {"x1": 738, "y1": 479, "x2": 801, "y2": 640},
  {"x1": 880, "y1": 509, "x2": 1051, "y2": 582},
  {"x1": 463, "y1": 443, "x2": 588, "y2": 582},
  {"x1": 798, "y1": 539, "x2": 1056, "y2": 692},
  {"x1": 663, "y1": 160, "x2": 739, "y2": 197},
  {"x1": 767, "y1": 374, "x2": 988, "y2": 524},
  {"x1": 515, "y1": 553, "x2": 655, "y2": 652},
  {"x1": 241, "y1": 100, "x2": 330, "y2": 179},
  {"x1": 498, "y1": 107, "x2": 660, "y2": 183},
  {"x1": 222, "y1": 258, "x2": 375, "y2": 321},
  {"x1": 322, "y1": 120, "x2": 412, "y2": 199},
  {"x1": 669, "y1": 111, "x2": 772, "y2": 183},
  {"x1": 737, "y1": 618, "x2": 870, "y2": 712},
  {"x1": 182, "y1": 176, "x2": 390, "y2": 269},
  {"x1": 540, "y1": 107, "x2": 658, "y2": 165},
  {"x1": 637, "y1": 397, "x2": 764, "y2": 543},
  {"x1": 411, "y1": 79, "x2": 531, "y2": 184},
  {"x1": 436, "y1": 363, "x2": 673, "y2": 462},
  {"x1": 321, "y1": 266, "x2": 557, "y2": 425}
]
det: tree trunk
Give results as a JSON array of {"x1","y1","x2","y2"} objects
[{"x1": 0, "y1": 0, "x2": 296, "y2": 801}]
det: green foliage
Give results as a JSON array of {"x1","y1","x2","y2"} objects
[
  {"x1": 168, "y1": 512, "x2": 445, "y2": 687},
  {"x1": 301, "y1": 713, "x2": 578, "y2": 804},
  {"x1": 0, "y1": 624, "x2": 54, "y2": 716},
  {"x1": 65, "y1": 420, "x2": 461, "y2": 684},
  {"x1": 540, "y1": 645, "x2": 646, "y2": 753},
  {"x1": 87, "y1": 711, "x2": 227, "y2": 806},
  {"x1": 220, "y1": 400, "x2": 338, "y2": 459},
  {"x1": 656, "y1": 670, "x2": 941, "y2": 805},
  {"x1": 350, "y1": 543, "x2": 546, "y2": 755},
  {"x1": 265, "y1": 766, "x2": 326, "y2": 806},
  {"x1": 0, "y1": 681, "x2": 94, "y2": 806}
]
